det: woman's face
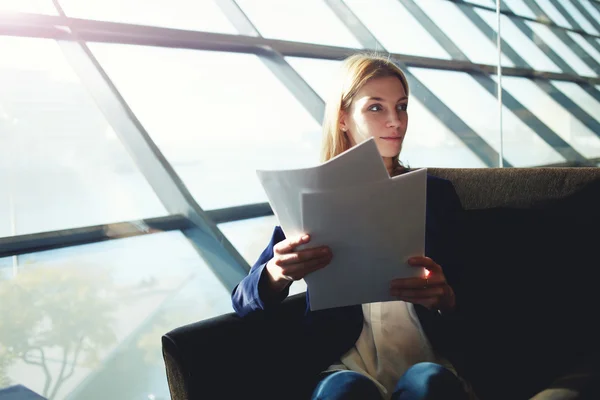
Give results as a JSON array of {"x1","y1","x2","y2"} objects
[{"x1": 340, "y1": 76, "x2": 408, "y2": 163}]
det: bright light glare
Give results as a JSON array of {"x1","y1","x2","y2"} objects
[{"x1": 0, "y1": 0, "x2": 56, "y2": 14}]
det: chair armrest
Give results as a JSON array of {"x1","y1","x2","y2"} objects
[
  {"x1": 530, "y1": 360, "x2": 600, "y2": 400},
  {"x1": 162, "y1": 293, "x2": 309, "y2": 400}
]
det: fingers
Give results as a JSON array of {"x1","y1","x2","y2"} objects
[
  {"x1": 390, "y1": 275, "x2": 445, "y2": 290},
  {"x1": 274, "y1": 246, "x2": 331, "y2": 267},
  {"x1": 273, "y1": 234, "x2": 312, "y2": 255},
  {"x1": 280, "y1": 255, "x2": 332, "y2": 281},
  {"x1": 408, "y1": 256, "x2": 443, "y2": 274}
]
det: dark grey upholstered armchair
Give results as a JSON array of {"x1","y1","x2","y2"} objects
[{"x1": 163, "y1": 168, "x2": 600, "y2": 400}]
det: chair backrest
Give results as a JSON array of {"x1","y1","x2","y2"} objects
[{"x1": 427, "y1": 167, "x2": 600, "y2": 212}]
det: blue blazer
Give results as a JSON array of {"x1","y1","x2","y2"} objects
[{"x1": 231, "y1": 175, "x2": 464, "y2": 380}]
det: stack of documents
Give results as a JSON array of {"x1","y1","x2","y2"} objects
[{"x1": 256, "y1": 138, "x2": 427, "y2": 311}]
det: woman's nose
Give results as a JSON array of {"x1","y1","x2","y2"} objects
[{"x1": 387, "y1": 111, "x2": 402, "y2": 128}]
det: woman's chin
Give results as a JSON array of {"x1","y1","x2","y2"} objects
[{"x1": 378, "y1": 148, "x2": 402, "y2": 159}]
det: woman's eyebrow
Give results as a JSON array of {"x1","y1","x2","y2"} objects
[{"x1": 366, "y1": 96, "x2": 408, "y2": 102}]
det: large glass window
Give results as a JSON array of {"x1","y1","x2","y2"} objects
[
  {"x1": 344, "y1": 0, "x2": 451, "y2": 59},
  {"x1": 556, "y1": 0, "x2": 599, "y2": 35},
  {"x1": 410, "y1": 68, "x2": 565, "y2": 166},
  {"x1": 551, "y1": 81, "x2": 600, "y2": 124},
  {"x1": 416, "y1": 0, "x2": 514, "y2": 67},
  {"x1": 0, "y1": 37, "x2": 167, "y2": 238},
  {"x1": 285, "y1": 57, "x2": 342, "y2": 100},
  {"x1": 501, "y1": 76, "x2": 600, "y2": 159},
  {"x1": 579, "y1": 0, "x2": 600, "y2": 30},
  {"x1": 503, "y1": 0, "x2": 537, "y2": 19},
  {"x1": 567, "y1": 31, "x2": 600, "y2": 64},
  {"x1": 478, "y1": 10, "x2": 562, "y2": 73},
  {"x1": 235, "y1": 0, "x2": 362, "y2": 48},
  {"x1": 90, "y1": 44, "x2": 322, "y2": 211},
  {"x1": 535, "y1": 0, "x2": 573, "y2": 29},
  {"x1": 57, "y1": 0, "x2": 237, "y2": 33},
  {"x1": 526, "y1": 21, "x2": 597, "y2": 77},
  {"x1": 0, "y1": 231, "x2": 231, "y2": 400}
]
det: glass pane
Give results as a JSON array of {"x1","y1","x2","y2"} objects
[
  {"x1": 90, "y1": 44, "x2": 322, "y2": 210},
  {"x1": 579, "y1": 0, "x2": 600, "y2": 30},
  {"x1": 479, "y1": 10, "x2": 562, "y2": 72},
  {"x1": 551, "y1": 81, "x2": 600, "y2": 124},
  {"x1": 218, "y1": 215, "x2": 307, "y2": 295},
  {"x1": 411, "y1": 68, "x2": 565, "y2": 166},
  {"x1": 501, "y1": 76, "x2": 600, "y2": 159},
  {"x1": 556, "y1": 0, "x2": 600, "y2": 35},
  {"x1": 344, "y1": 0, "x2": 451, "y2": 59},
  {"x1": 503, "y1": 0, "x2": 537, "y2": 19},
  {"x1": 567, "y1": 31, "x2": 600, "y2": 64},
  {"x1": 535, "y1": 0, "x2": 573, "y2": 28},
  {"x1": 416, "y1": 0, "x2": 515, "y2": 67},
  {"x1": 0, "y1": 231, "x2": 232, "y2": 400},
  {"x1": 235, "y1": 0, "x2": 361, "y2": 48},
  {"x1": 285, "y1": 57, "x2": 342, "y2": 100},
  {"x1": 58, "y1": 0, "x2": 237, "y2": 34},
  {"x1": 0, "y1": 0, "x2": 56, "y2": 14},
  {"x1": 401, "y1": 96, "x2": 487, "y2": 168},
  {"x1": 0, "y1": 256, "x2": 12, "y2": 280},
  {"x1": 0, "y1": 37, "x2": 167, "y2": 238},
  {"x1": 526, "y1": 21, "x2": 598, "y2": 77},
  {"x1": 464, "y1": 0, "x2": 495, "y2": 7}
]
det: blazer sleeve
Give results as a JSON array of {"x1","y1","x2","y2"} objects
[{"x1": 231, "y1": 226, "x2": 292, "y2": 317}]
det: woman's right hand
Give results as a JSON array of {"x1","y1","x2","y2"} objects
[{"x1": 265, "y1": 234, "x2": 333, "y2": 292}]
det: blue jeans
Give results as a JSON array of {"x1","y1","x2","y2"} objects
[{"x1": 311, "y1": 362, "x2": 469, "y2": 400}]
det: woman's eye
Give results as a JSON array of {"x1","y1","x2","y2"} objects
[
  {"x1": 397, "y1": 104, "x2": 408, "y2": 112},
  {"x1": 368, "y1": 104, "x2": 382, "y2": 112}
]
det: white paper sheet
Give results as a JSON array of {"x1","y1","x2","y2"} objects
[
  {"x1": 256, "y1": 138, "x2": 389, "y2": 238},
  {"x1": 301, "y1": 168, "x2": 428, "y2": 311}
]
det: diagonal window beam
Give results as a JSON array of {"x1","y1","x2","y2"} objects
[
  {"x1": 548, "y1": 0, "x2": 600, "y2": 55},
  {"x1": 45, "y1": 0, "x2": 251, "y2": 290},
  {"x1": 572, "y1": 0, "x2": 600, "y2": 34},
  {"x1": 456, "y1": 2, "x2": 600, "y2": 140},
  {"x1": 399, "y1": 0, "x2": 588, "y2": 165},
  {"x1": 215, "y1": 0, "x2": 326, "y2": 124},
  {"x1": 523, "y1": 0, "x2": 600, "y2": 74},
  {"x1": 442, "y1": 0, "x2": 600, "y2": 39}
]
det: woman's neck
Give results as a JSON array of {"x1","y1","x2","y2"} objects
[{"x1": 383, "y1": 157, "x2": 394, "y2": 176}]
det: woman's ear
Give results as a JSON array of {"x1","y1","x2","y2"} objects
[{"x1": 339, "y1": 112, "x2": 348, "y2": 133}]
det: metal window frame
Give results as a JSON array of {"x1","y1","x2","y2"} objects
[
  {"x1": 215, "y1": 0, "x2": 326, "y2": 124},
  {"x1": 522, "y1": 0, "x2": 600, "y2": 75},
  {"x1": 0, "y1": 215, "x2": 192, "y2": 258},
  {"x1": 398, "y1": 0, "x2": 589, "y2": 164},
  {"x1": 452, "y1": 1, "x2": 600, "y2": 142},
  {"x1": 572, "y1": 0, "x2": 600, "y2": 34},
  {"x1": 442, "y1": 0, "x2": 600, "y2": 39},
  {"x1": 2, "y1": 0, "x2": 600, "y2": 263},
  {"x1": 0, "y1": 12, "x2": 598, "y2": 84}
]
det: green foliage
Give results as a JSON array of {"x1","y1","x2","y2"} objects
[{"x1": 0, "y1": 264, "x2": 117, "y2": 399}]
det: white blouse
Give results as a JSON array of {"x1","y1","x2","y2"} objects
[{"x1": 326, "y1": 301, "x2": 456, "y2": 399}]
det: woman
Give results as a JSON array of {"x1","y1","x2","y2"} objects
[{"x1": 232, "y1": 54, "x2": 472, "y2": 400}]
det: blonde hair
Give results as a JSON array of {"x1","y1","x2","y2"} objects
[{"x1": 320, "y1": 53, "x2": 410, "y2": 173}]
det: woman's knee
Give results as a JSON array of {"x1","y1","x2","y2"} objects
[
  {"x1": 392, "y1": 362, "x2": 467, "y2": 400},
  {"x1": 312, "y1": 370, "x2": 382, "y2": 400}
]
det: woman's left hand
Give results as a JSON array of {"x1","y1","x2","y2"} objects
[{"x1": 389, "y1": 256, "x2": 456, "y2": 311}]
